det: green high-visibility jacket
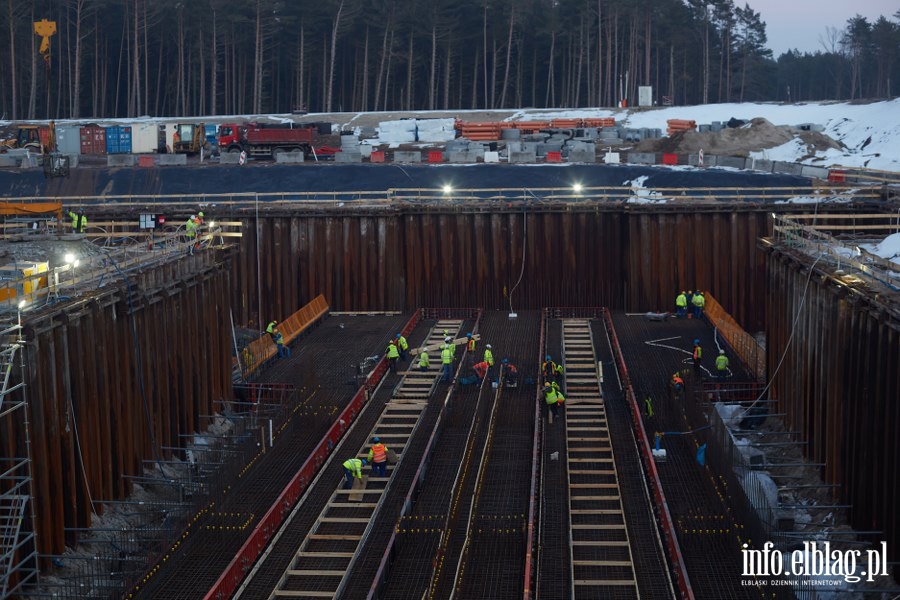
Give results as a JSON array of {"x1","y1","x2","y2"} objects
[
  {"x1": 68, "y1": 211, "x2": 87, "y2": 233},
  {"x1": 676, "y1": 293, "x2": 687, "y2": 307},
  {"x1": 692, "y1": 294, "x2": 705, "y2": 307},
  {"x1": 716, "y1": 354, "x2": 729, "y2": 370},
  {"x1": 544, "y1": 389, "x2": 564, "y2": 405},
  {"x1": 386, "y1": 343, "x2": 400, "y2": 359},
  {"x1": 441, "y1": 345, "x2": 453, "y2": 364},
  {"x1": 398, "y1": 335, "x2": 409, "y2": 351},
  {"x1": 343, "y1": 458, "x2": 363, "y2": 478},
  {"x1": 484, "y1": 349, "x2": 494, "y2": 366},
  {"x1": 419, "y1": 351, "x2": 430, "y2": 368}
]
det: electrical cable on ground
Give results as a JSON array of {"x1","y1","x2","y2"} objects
[{"x1": 507, "y1": 192, "x2": 530, "y2": 314}]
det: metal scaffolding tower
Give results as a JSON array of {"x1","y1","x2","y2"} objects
[{"x1": 0, "y1": 316, "x2": 39, "y2": 599}]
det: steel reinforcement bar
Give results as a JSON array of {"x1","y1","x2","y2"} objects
[
  {"x1": 601, "y1": 308, "x2": 694, "y2": 600},
  {"x1": 202, "y1": 310, "x2": 423, "y2": 599},
  {"x1": 365, "y1": 310, "x2": 483, "y2": 600},
  {"x1": 521, "y1": 315, "x2": 544, "y2": 600}
]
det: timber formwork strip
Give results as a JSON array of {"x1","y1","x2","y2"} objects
[
  {"x1": 266, "y1": 321, "x2": 462, "y2": 600},
  {"x1": 562, "y1": 319, "x2": 638, "y2": 599}
]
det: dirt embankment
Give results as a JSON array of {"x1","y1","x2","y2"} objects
[{"x1": 634, "y1": 117, "x2": 843, "y2": 158}]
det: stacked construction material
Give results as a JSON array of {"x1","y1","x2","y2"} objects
[
  {"x1": 666, "y1": 119, "x2": 697, "y2": 135},
  {"x1": 457, "y1": 121, "x2": 502, "y2": 141}
]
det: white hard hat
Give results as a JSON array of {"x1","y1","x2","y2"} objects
[
  {"x1": 190, "y1": 214, "x2": 196, "y2": 219},
  {"x1": 486, "y1": 344, "x2": 492, "y2": 349},
  {"x1": 445, "y1": 336, "x2": 451, "y2": 342},
  {"x1": 422, "y1": 347, "x2": 427, "y2": 352}
]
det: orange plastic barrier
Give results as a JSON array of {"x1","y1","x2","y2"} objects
[
  {"x1": 369, "y1": 151, "x2": 385, "y2": 163},
  {"x1": 703, "y1": 293, "x2": 765, "y2": 381},
  {"x1": 428, "y1": 151, "x2": 444, "y2": 163},
  {"x1": 662, "y1": 153, "x2": 678, "y2": 165},
  {"x1": 239, "y1": 294, "x2": 329, "y2": 378},
  {"x1": 138, "y1": 155, "x2": 155, "y2": 168},
  {"x1": 546, "y1": 151, "x2": 562, "y2": 163}
]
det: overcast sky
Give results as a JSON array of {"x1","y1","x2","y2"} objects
[{"x1": 742, "y1": 0, "x2": 898, "y2": 56}]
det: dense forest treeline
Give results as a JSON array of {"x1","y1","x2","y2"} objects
[{"x1": 1, "y1": 0, "x2": 898, "y2": 120}]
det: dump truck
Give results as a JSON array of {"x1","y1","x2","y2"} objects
[{"x1": 218, "y1": 123, "x2": 317, "y2": 159}]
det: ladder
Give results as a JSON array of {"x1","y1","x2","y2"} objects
[{"x1": 562, "y1": 319, "x2": 639, "y2": 599}]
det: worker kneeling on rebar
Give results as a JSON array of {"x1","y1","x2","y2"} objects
[
  {"x1": 343, "y1": 457, "x2": 366, "y2": 489},
  {"x1": 472, "y1": 360, "x2": 490, "y2": 381},
  {"x1": 501, "y1": 358, "x2": 518, "y2": 387}
]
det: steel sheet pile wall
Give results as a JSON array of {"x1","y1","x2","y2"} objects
[
  {"x1": 13, "y1": 251, "x2": 235, "y2": 557},
  {"x1": 232, "y1": 208, "x2": 770, "y2": 331},
  {"x1": 766, "y1": 250, "x2": 900, "y2": 567}
]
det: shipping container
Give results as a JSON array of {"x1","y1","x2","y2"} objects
[
  {"x1": 55, "y1": 125, "x2": 81, "y2": 154},
  {"x1": 80, "y1": 126, "x2": 106, "y2": 154},
  {"x1": 105, "y1": 126, "x2": 132, "y2": 154},
  {"x1": 131, "y1": 123, "x2": 159, "y2": 154}
]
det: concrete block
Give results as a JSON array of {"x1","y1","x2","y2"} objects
[
  {"x1": 521, "y1": 141, "x2": 539, "y2": 153},
  {"x1": 505, "y1": 141, "x2": 524, "y2": 153},
  {"x1": 773, "y1": 161, "x2": 803, "y2": 176},
  {"x1": 159, "y1": 153, "x2": 188, "y2": 166},
  {"x1": 579, "y1": 128, "x2": 599, "y2": 141},
  {"x1": 466, "y1": 149, "x2": 485, "y2": 162},
  {"x1": 500, "y1": 128, "x2": 520, "y2": 140},
  {"x1": 796, "y1": 123, "x2": 825, "y2": 132},
  {"x1": 509, "y1": 150, "x2": 536, "y2": 163},
  {"x1": 628, "y1": 152, "x2": 656, "y2": 165},
  {"x1": 749, "y1": 158, "x2": 774, "y2": 172},
  {"x1": 568, "y1": 149, "x2": 596, "y2": 163},
  {"x1": 275, "y1": 151, "x2": 305, "y2": 164},
  {"x1": 220, "y1": 152, "x2": 242, "y2": 164},
  {"x1": 538, "y1": 142, "x2": 564, "y2": 155},
  {"x1": 393, "y1": 151, "x2": 422, "y2": 163},
  {"x1": 446, "y1": 140, "x2": 468, "y2": 153},
  {"x1": 0, "y1": 155, "x2": 19, "y2": 167},
  {"x1": 448, "y1": 151, "x2": 468, "y2": 163},
  {"x1": 699, "y1": 124, "x2": 711, "y2": 133},
  {"x1": 567, "y1": 141, "x2": 593, "y2": 153},
  {"x1": 66, "y1": 154, "x2": 79, "y2": 168},
  {"x1": 715, "y1": 155, "x2": 745, "y2": 169},
  {"x1": 800, "y1": 165, "x2": 829, "y2": 179},
  {"x1": 358, "y1": 145, "x2": 373, "y2": 158},
  {"x1": 711, "y1": 121, "x2": 724, "y2": 132},
  {"x1": 603, "y1": 152, "x2": 620, "y2": 164},
  {"x1": 484, "y1": 151, "x2": 500, "y2": 163},
  {"x1": 107, "y1": 154, "x2": 136, "y2": 167},
  {"x1": 335, "y1": 151, "x2": 363, "y2": 163}
]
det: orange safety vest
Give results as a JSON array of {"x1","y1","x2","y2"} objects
[
  {"x1": 473, "y1": 361, "x2": 489, "y2": 378},
  {"x1": 672, "y1": 376, "x2": 684, "y2": 387},
  {"x1": 370, "y1": 443, "x2": 387, "y2": 463},
  {"x1": 467, "y1": 339, "x2": 476, "y2": 351}
]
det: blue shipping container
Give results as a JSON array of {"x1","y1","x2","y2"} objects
[{"x1": 105, "y1": 126, "x2": 133, "y2": 154}]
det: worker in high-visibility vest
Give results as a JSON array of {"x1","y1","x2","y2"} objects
[
  {"x1": 473, "y1": 360, "x2": 489, "y2": 380},
  {"x1": 692, "y1": 291, "x2": 706, "y2": 319},
  {"x1": 368, "y1": 437, "x2": 389, "y2": 477},
  {"x1": 692, "y1": 339, "x2": 702, "y2": 370},
  {"x1": 386, "y1": 340, "x2": 400, "y2": 373},
  {"x1": 418, "y1": 348, "x2": 430, "y2": 371},
  {"x1": 501, "y1": 359, "x2": 518, "y2": 387},
  {"x1": 484, "y1": 344, "x2": 494, "y2": 366},
  {"x1": 542, "y1": 355, "x2": 563, "y2": 385},
  {"x1": 342, "y1": 458, "x2": 366, "y2": 489},
  {"x1": 715, "y1": 350, "x2": 730, "y2": 377},
  {"x1": 396, "y1": 333, "x2": 409, "y2": 361},
  {"x1": 671, "y1": 372, "x2": 685, "y2": 397},
  {"x1": 675, "y1": 290, "x2": 687, "y2": 318},
  {"x1": 441, "y1": 343, "x2": 453, "y2": 383},
  {"x1": 68, "y1": 210, "x2": 87, "y2": 233},
  {"x1": 446, "y1": 336, "x2": 456, "y2": 361},
  {"x1": 466, "y1": 333, "x2": 476, "y2": 352},
  {"x1": 544, "y1": 382, "x2": 565, "y2": 421},
  {"x1": 266, "y1": 320, "x2": 278, "y2": 342}
]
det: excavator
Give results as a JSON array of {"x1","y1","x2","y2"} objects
[{"x1": 172, "y1": 123, "x2": 210, "y2": 155}]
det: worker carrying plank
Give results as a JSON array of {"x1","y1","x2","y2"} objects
[{"x1": 342, "y1": 458, "x2": 366, "y2": 489}]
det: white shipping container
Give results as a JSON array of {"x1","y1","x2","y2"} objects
[
  {"x1": 56, "y1": 125, "x2": 81, "y2": 154},
  {"x1": 131, "y1": 123, "x2": 160, "y2": 153}
]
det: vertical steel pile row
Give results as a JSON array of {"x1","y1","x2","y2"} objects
[
  {"x1": 15, "y1": 252, "x2": 234, "y2": 559},
  {"x1": 232, "y1": 208, "x2": 776, "y2": 330},
  {"x1": 766, "y1": 249, "x2": 900, "y2": 574}
]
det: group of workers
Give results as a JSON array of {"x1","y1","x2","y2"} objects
[
  {"x1": 342, "y1": 436, "x2": 391, "y2": 489},
  {"x1": 385, "y1": 333, "x2": 410, "y2": 373},
  {"x1": 675, "y1": 290, "x2": 706, "y2": 319},
  {"x1": 185, "y1": 212, "x2": 206, "y2": 255},
  {"x1": 542, "y1": 355, "x2": 566, "y2": 421}
]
